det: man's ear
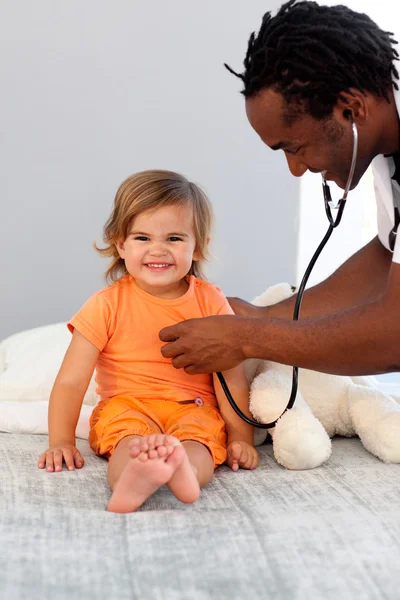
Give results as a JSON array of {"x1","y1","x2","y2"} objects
[
  {"x1": 334, "y1": 89, "x2": 370, "y2": 124},
  {"x1": 115, "y1": 238, "x2": 126, "y2": 259}
]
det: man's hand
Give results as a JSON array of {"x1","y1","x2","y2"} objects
[{"x1": 159, "y1": 315, "x2": 248, "y2": 374}]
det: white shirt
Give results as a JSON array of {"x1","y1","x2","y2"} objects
[{"x1": 371, "y1": 85, "x2": 400, "y2": 263}]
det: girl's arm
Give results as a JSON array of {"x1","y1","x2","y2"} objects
[
  {"x1": 213, "y1": 366, "x2": 259, "y2": 471},
  {"x1": 213, "y1": 366, "x2": 253, "y2": 445},
  {"x1": 38, "y1": 329, "x2": 100, "y2": 472}
]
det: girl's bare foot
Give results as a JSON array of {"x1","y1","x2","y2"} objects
[
  {"x1": 129, "y1": 433, "x2": 178, "y2": 460},
  {"x1": 130, "y1": 434, "x2": 201, "y2": 503},
  {"x1": 125, "y1": 434, "x2": 200, "y2": 506},
  {"x1": 107, "y1": 436, "x2": 184, "y2": 513}
]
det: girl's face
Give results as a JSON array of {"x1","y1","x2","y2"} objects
[{"x1": 116, "y1": 204, "x2": 200, "y2": 298}]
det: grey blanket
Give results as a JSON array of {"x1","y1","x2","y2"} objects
[{"x1": 1, "y1": 433, "x2": 400, "y2": 600}]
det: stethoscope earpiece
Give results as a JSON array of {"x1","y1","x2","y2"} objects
[{"x1": 322, "y1": 117, "x2": 358, "y2": 227}]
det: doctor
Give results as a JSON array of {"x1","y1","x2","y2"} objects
[{"x1": 160, "y1": 0, "x2": 400, "y2": 377}]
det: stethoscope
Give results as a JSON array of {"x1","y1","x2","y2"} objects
[{"x1": 217, "y1": 115, "x2": 359, "y2": 429}]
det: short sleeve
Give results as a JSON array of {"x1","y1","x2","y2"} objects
[
  {"x1": 215, "y1": 295, "x2": 234, "y2": 316},
  {"x1": 191, "y1": 277, "x2": 235, "y2": 317},
  {"x1": 67, "y1": 292, "x2": 112, "y2": 351}
]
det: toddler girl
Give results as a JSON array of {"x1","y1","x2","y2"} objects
[{"x1": 38, "y1": 170, "x2": 258, "y2": 512}]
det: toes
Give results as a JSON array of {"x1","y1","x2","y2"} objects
[
  {"x1": 165, "y1": 435, "x2": 181, "y2": 448},
  {"x1": 129, "y1": 438, "x2": 147, "y2": 452},
  {"x1": 128, "y1": 435, "x2": 181, "y2": 461},
  {"x1": 129, "y1": 445, "x2": 141, "y2": 458},
  {"x1": 153, "y1": 434, "x2": 179, "y2": 448},
  {"x1": 156, "y1": 445, "x2": 167, "y2": 458},
  {"x1": 152, "y1": 434, "x2": 166, "y2": 448},
  {"x1": 165, "y1": 445, "x2": 185, "y2": 469},
  {"x1": 137, "y1": 451, "x2": 149, "y2": 462},
  {"x1": 145, "y1": 438, "x2": 178, "y2": 459},
  {"x1": 145, "y1": 434, "x2": 157, "y2": 450},
  {"x1": 164, "y1": 435, "x2": 177, "y2": 446},
  {"x1": 137, "y1": 440, "x2": 148, "y2": 453}
]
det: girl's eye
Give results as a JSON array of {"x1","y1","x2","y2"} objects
[
  {"x1": 134, "y1": 236, "x2": 149, "y2": 241},
  {"x1": 168, "y1": 237, "x2": 183, "y2": 242}
]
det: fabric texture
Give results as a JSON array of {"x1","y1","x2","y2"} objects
[
  {"x1": 89, "y1": 395, "x2": 227, "y2": 466},
  {"x1": 372, "y1": 84, "x2": 400, "y2": 263},
  {"x1": 68, "y1": 274, "x2": 233, "y2": 403},
  {"x1": 0, "y1": 323, "x2": 98, "y2": 405},
  {"x1": 2, "y1": 432, "x2": 400, "y2": 600}
]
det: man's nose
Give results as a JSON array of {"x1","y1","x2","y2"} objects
[{"x1": 285, "y1": 153, "x2": 308, "y2": 177}]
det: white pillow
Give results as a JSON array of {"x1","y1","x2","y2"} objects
[
  {"x1": 0, "y1": 400, "x2": 92, "y2": 439},
  {"x1": 0, "y1": 323, "x2": 99, "y2": 405}
]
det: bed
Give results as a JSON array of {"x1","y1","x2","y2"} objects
[{"x1": 1, "y1": 325, "x2": 400, "y2": 599}]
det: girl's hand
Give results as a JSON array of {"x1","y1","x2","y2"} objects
[
  {"x1": 38, "y1": 442, "x2": 84, "y2": 472},
  {"x1": 226, "y1": 441, "x2": 259, "y2": 472}
]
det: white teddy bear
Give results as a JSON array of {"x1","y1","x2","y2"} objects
[{"x1": 247, "y1": 283, "x2": 400, "y2": 470}]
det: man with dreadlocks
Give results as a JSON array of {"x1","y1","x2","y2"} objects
[{"x1": 160, "y1": 0, "x2": 400, "y2": 379}]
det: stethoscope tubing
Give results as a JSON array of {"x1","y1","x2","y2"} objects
[{"x1": 217, "y1": 118, "x2": 359, "y2": 429}]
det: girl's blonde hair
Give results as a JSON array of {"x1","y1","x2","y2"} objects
[{"x1": 96, "y1": 170, "x2": 213, "y2": 283}]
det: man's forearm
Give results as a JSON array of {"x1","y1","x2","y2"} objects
[
  {"x1": 159, "y1": 253, "x2": 398, "y2": 377},
  {"x1": 265, "y1": 236, "x2": 392, "y2": 319},
  {"x1": 241, "y1": 295, "x2": 400, "y2": 376}
]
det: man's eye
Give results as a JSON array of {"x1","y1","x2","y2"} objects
[
  {"x1": 286, "y1": 147, "x2": 300, "y2": 155},
  {"x1": 168, "y1": 237, "x2": 183, "y2": 242}
]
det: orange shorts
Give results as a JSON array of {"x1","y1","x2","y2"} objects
[{"x1": 89, "y1": 394, "x2": 227, "y2": 468}]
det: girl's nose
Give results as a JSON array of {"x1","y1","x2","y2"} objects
[{"x1": 149, "y1": 243, "x2": 168, "y2": 256}]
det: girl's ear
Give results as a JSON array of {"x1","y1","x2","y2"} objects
[
  {"x1": 193, "y1": 236, "x2": 210, "y2": 262},
  {"x1": 115, "y1": 238, "x2": 126, "y2": 259}
]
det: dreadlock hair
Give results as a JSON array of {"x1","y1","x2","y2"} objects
[{"x1": 225, "y1": 0, "x2": 399, "y2": 121}]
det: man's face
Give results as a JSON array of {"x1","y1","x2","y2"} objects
[{"x1": 245, "y1": 88, "x2": 372, "y2": 190}]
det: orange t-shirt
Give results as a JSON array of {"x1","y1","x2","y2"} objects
[{"x1": 68, "y1": 275, "x2": 233, "y2": 405}]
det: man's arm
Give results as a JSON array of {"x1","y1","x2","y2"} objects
[
  {"x1": 160, "y1": 259, "x2": 400, "y2": 376},
  {"x1": 242, "y1": 259, "x2": 400, "y2": 375},
  {"x1": 230, "y1": 235, "x2": 392, "y2": 319}
]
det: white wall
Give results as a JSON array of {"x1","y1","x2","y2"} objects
[
  {"x1": 0, "y1": 0, "x2": 299, "y2": 340},
  {"x1": 297, "y1": 168, "x2": 376, "y2": 287}
]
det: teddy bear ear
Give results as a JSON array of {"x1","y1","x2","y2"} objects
[{"x1": 251, "y1": 282, "x2": 295, "y2": 307}]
